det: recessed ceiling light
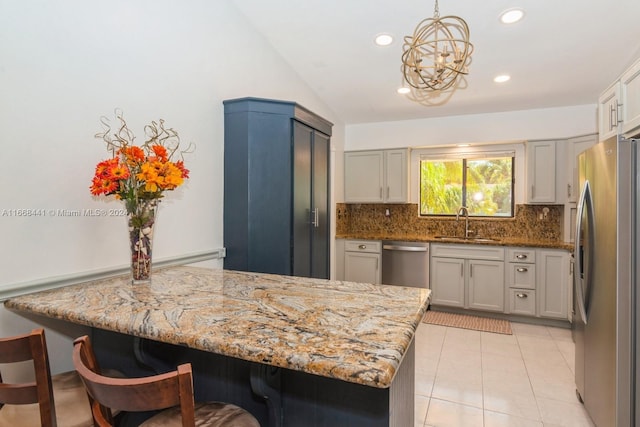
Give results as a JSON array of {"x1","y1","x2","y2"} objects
[
  {"x1": 499, "y1": 8, "x2": 524, "y2": 24},
  {"x1": 494, "y1": 74, "x2": 511, "y2": 83},
  {"x1": 374, "y1": 33, "x2": 394, "y2": 46},
  {"x1": 397, "y1": 87, "x2": 410, "y2": 94}
]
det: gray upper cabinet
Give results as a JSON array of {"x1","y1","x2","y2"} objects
[
  {"x1": 525, "y1": 140, "x2": 557, "y2": 203},
  {"x1": 223, "y1": 97, "x2": 332, "y2": 279},
  {"x1": 344, "y1": 149, "x2": 409, "y2": 203}
]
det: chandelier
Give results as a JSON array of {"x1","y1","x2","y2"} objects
[{"x1": 401, "y1": 0, "x2": 473, "y2": 93}]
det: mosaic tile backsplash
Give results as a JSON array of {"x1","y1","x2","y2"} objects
[{"x1": 336, "y1": 203, "x2": 563, "y2": 242}]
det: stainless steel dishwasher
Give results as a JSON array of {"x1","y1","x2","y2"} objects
[{"x1": 381, "y1": 241, "x2": 430, "y2": 288}]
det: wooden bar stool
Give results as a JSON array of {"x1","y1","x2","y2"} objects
[
  {"x1": 72, "y1": 335, "x2": 260, "y2": 427},
  {"x1": 0, "y1": 328, "x2": 94, "y2": 427}
]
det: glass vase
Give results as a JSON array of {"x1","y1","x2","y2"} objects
[{"x1": 128, "y1": 200, "x2": 158, "y2": 284}]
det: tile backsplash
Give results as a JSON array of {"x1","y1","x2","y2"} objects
[{"x1": 336, "y1": 203, "x2": 563, "y2": 241}]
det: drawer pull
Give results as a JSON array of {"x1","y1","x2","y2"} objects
[
  {"x1": 358, "y1": 244, "x2": 367, "y2": 250},
  {"x1": 517, "y1": 267, "x2": 528, "y2": 272},
  {"x1": 516, "y1": 254, "x2": 528, "y2": 260},
  {"x1": 516, "y1": 293, "x2": 528, "y2": 299}
]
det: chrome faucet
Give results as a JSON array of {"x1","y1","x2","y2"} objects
[{"x1": 456, "y1": 206, "x2": 471, "y2": 239}]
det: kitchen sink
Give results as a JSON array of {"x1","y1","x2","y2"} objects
[{"x1": 433, "y1": 236, "x2": 501, "y2": 243}]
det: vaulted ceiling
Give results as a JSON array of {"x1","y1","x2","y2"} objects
[{"x1": 231, "y1": 0, "x2": 640, "y2": 124}]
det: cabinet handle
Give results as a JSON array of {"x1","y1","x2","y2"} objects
[
  {"x1": 567, "y1": 183, "x2": 571, "y2": 198},
  {"x1": 516, "y1": 293, "x2": 528, "y2": 299},
  {"x1": 517, "y1": 267, "x2": 528, "y2": 273},
  {"x1": 358, "y1": 244, "x2": 367, "y2": 250},
  {"x1": 460, "y1": 264, "x2": 464, "y2": 277},
  {"x1": 311, "y1": 208, "x2": 319, "y2": 228},
  {"x1": 615, "y1": 100, "x2": 623, "y2": 125},
  {"x1": 386, "y1": 186, "x2": 390, "y2": 199},
  {"x1": 516, "y1": 254, "x2": 528, "y2": 260},
  {"x1": 470, "y1": 265, "x2": 473, "y2": 278},
  {"x1": 610, "y1": 103, "x2": 616, "y2": 131}
]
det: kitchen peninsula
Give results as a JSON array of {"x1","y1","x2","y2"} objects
[{"x1": 4, "y1": 266, "x2": 430, "y2": 427}]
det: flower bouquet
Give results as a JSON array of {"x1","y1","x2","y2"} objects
[{"x1": 90, "y1": 111, "x2": 191, "y2": 283}]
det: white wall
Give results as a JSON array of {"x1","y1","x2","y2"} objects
[
  {"x1": 0, "y1": 0, "x2": 344, "y2": 374},
  {"x1": 338, "y1": 104, "x2": 597, "y2": 205},
  {"x1": 344, "y1": 104, "x2": 597, "y2": 151}
]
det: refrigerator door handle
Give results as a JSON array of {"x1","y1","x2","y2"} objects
[{"x1": 574, "y1": 180, "x2": 595, "y2": 324}]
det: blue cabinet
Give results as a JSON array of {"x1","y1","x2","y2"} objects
[{"x1": 223, "y1": 97, "x2": 332, "y2": 279}]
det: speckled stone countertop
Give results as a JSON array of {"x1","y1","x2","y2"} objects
[
  {"x1": 4, "y1": 266, "x2": 430, "y2": 389},
  {"x1": 336, "y1": 232, "x2": 574, "y2": 251}
]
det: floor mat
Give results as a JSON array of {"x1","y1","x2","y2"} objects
[{"x1": 422, "y1": 310, "x2": 513, "y2": 335}]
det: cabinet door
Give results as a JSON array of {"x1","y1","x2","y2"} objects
[
  {"x1": 566, "y1": 134, "x2": 597, "y2": 202},
  {"x1": 430, "y1": 257, "x2": 465, "y2": 307},
  {"x1": 526, "y1": 140, "x2": 556, "y2": 203},
  {"x1": 621, "y1": 59, "x2": 640, "y2": 137},
  {"x1": 292, "y1": 122, "x2": 313, "y2": 277},
  {"x1": 344, "y1": 252, "x2": 380, "y2": 284},
  {"x1": 468, "y1": 260, "x2": 505, "y2": 312},
  {"x1": 598, "y1": 82, "x2": 621, "y2": 141},
  {"x1": 537, "y1": 250, "x2": 569, "y2": 319},
  {"x1": 311, "y1": 130, "x2": 330, "y2": 279},
  {"x1": 384, "y1": 149, "x2": 408, "y2": 203},
  {"x1": 344, "y1": 151, "x2": 384, "y2": 202}
]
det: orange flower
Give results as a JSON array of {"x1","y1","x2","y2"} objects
[
  {"x1": 120, "y1": 146, "x2": 145, "y2": 164},
  {"x1": 107, "y1": 162, "x2": 130, "y2": 180},
  {"x1": 94, "y1": 158, "x2": 118, "y2": 178},
  {"x1": 151, "y1": 145, "x2": 168, "y2": 162},
  {"x1": 90, "y1": 176, "x2": 118, "y2": 196}
]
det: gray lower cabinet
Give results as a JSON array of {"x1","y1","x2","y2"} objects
[
  {"x1": 537, "y1": 249, "x2": 570, "y2": 319},
  {"x1": 223, "y1": 97, "x2": 332, "y2": 279},
  {"x1": 506, "y1": 247, "x2": 570, "y2": 320},
  {"x1": 430, "y1": 244, "x2": 505, "y2": 312},
  {"x1": 343, "y1": 240, "x2": 382, "y2": 284},
  {"x1": 430, "y1": 257, "x2": 465, "y2": 307}
]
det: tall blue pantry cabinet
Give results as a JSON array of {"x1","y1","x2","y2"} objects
[{"x1": 223, "y1": 97, "x2": 332, "y2": 279}]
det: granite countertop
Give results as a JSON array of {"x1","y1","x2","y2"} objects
[
  {"x1": 336, "y1": 232, "x2": 574, "y2": 251},
  {"x1": 4, "y1": 266, "x2": 430, "y2": 389}
]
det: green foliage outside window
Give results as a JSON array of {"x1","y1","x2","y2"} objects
[{"x1": 420, "y1": 156, "x2": 514, "y2": 217}]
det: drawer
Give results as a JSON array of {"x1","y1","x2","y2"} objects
[
  {"x1": 430, "y1": 243, "x2": 504, "y2": 261},
  {"x1": 344, "y1": 240, "x2": 381, "y2": 254},
  {"x1": 507, "y1": 248, "x2": 536, "y2": 263},
  {"x1": 508, "y1": 263, "x2": 536, "y2": 289},
  {"x1": 509, "y1": 289, "x2": 536, "y2": 316}
]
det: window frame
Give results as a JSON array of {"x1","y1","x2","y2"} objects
[{"x1": 418, "y1": 150, "x2": 516, "y2": 218}]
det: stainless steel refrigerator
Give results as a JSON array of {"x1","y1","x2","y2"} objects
[{"x1": 573, "y1": 135, "x2": 639, "y2": 426}]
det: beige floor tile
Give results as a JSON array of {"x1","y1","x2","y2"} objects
[
  {"x1": 483, "y1": 410, "x2": 543, "y2": 427},
  {"x1": 415, "y1": 394, "x2": 429, "y2": 427},
  {"x1": 432, "y1": 374, "x2": 484, "y2": 408},
  {"x1": 480, "y1": 331, "x2": 521, "y2": 358},
  {"x1": 536, "y1": 397, "x2": 595, "y2": 426},
  {"x1": 425, "y1": 398, "x2": 484, "y2": 427},
  {"x1": 546, "y1": 326, "x2": 573, "y2": 342},
  {"x1": 511, "y1": 322, "x2": 552, "y2": 337},
  {"x1": 415, "y1": 371, "x2": 436, "y2": 397},
  {"x1": 416, "y1": 323, "x2": 592, "y2": 427},
  {"x1": 482, "y1": 352, "x2": 528, "y2": 376}
]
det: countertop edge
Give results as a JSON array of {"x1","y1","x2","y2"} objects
[{"x1": 336, "y1": 234, "x2": 574, "y2": 252}]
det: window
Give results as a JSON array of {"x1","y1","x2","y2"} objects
[{"x1": 420, "y1": 153, "x2": 514, "y2": 217}]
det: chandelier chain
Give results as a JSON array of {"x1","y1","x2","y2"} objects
[{"x1": 433, "y1": 0, "x2": 440, "y2": 18}]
